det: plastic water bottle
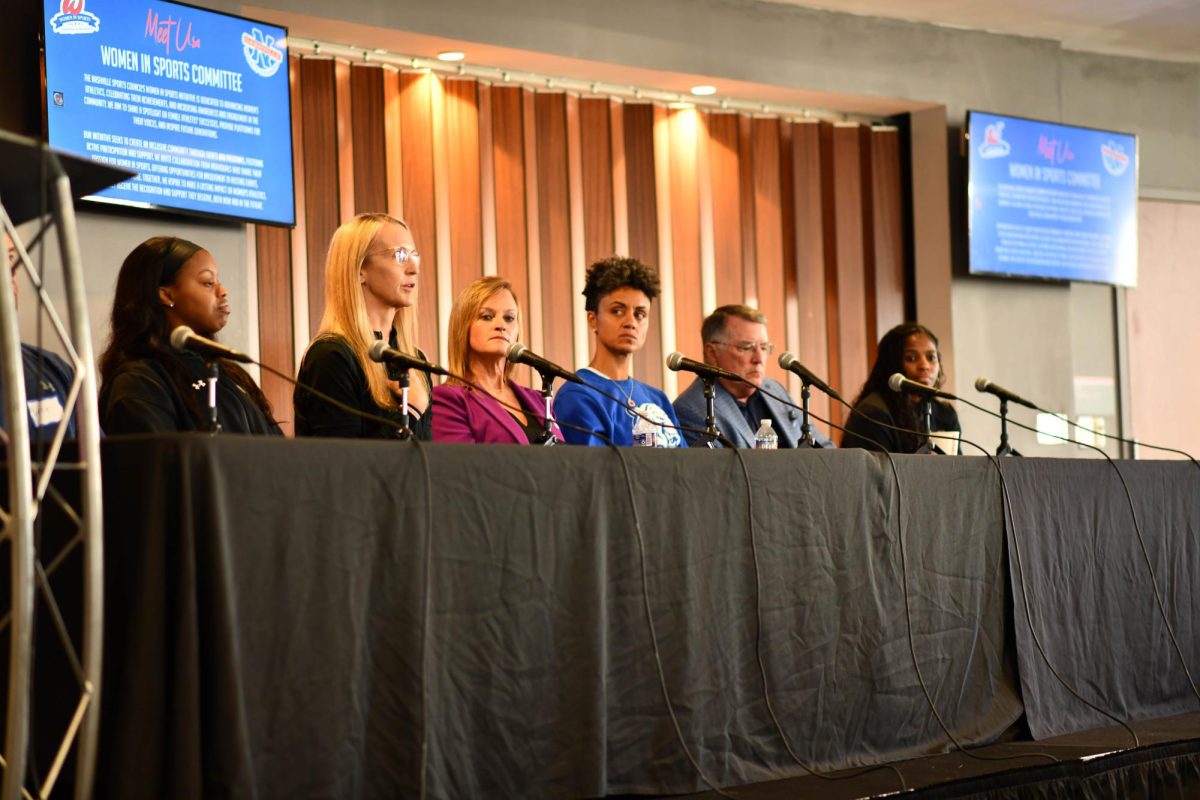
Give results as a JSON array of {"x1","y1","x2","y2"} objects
[
  {"x1": 754, "y1": 419, "x2": 778, "y2": 450},
  {"x1": 632, "y1": 414, "x2": 660, "y2": 447}
]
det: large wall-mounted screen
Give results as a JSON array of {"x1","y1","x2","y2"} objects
[
  {"x1": 44, "y1": 0, "x2": 295, "y2": 226},
  {"x1": 967, "y1": 111, "x2": 1137, "y2": 287}
]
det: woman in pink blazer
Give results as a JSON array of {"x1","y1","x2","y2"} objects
[{"x1": 432, "y1": 276, "x2": 564, "y2": 444}]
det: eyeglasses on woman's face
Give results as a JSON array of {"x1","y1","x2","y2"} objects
[{"x1": 366, "y1": 246, "x2": 421, "y2": 268}]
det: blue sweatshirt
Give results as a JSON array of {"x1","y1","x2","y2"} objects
[{"x1": 553, "y1": 367, "x2": 686, "y2": 447}]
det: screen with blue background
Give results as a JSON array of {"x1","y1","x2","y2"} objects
[
  {"x1": 967, "y1": 112, "x2": 1137, "y2": 287},
  {"x1": 44, "y1": 0, "x2": 294, "y2": 226}
]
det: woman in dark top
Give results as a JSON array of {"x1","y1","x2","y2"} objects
[
  {"x1": 294, "y1": 213, "x2": 431, "y2": 438},
  {"x1": 431, "y1": 276, "x2": 563, "y2": 444},
  {"x1": 840, "y1": 322, "x2": 960, "y2": 454},
  {"x1": 98, "y1": 237, "x2": 281, "y2": 435}
]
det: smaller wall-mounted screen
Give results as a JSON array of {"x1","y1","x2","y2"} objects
[
  {"x1": 44, "y1": 0, "x2": 294, "y2": 226},
  {"x1": 967, "y1": 111, "x2": 1137, "y2": 287}
]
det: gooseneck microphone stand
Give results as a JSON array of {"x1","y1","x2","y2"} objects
[
  {"x1": 914, "y1": 397, "x2": 936, "y2": 454},
  {"x1": 206, "y1": 360, "x2": 222, "y2": 433},
  {"x1": 997, "y1": 397, "x2": 1012, "y2": 456},
  {"x1": 798, "y1": 380, "x2": 825, "y2": 448},
  {"x1": 699, "y1": 376, "x2": 725, "y2": 449},
  {"x1": 395, "y1": 370, "x2": 415, "y2": 440},
  {"x1": 533, "y1": 370, "x2": 559, "y2": 446},
  {"x1": 994, "y1": 397, "x2": 1023, "y2": 456}
]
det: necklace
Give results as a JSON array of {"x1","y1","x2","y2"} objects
[
  {"x1": 615, "y1": 376, "x2": 637, "y2": 416},
  {"x1": 582, "y1": 366, "x2": 637, "y2": 415}
]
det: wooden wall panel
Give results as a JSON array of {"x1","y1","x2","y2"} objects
[
  {"x1": 819, "y1": 122, "x2": 844, "y2": 429},
  {"x1": 832, "y1": 123, "x2": 870, "y2": 417},
  {"x1": 565, "y1": 95, "x2": 589, "y2": 370},
  {"x1": 856, "y1": 125, "x2": 878, "y2": 360},
  {"x1": 275, "y1": 69, "x2": 919, "y2": 412},
  {"x1": 751, "y1": 117, "x2": 786, "y2": 387},
  {"x1": 609, "y1": 100, "x2": 629, "y2": 256},
  {"x1": 790, "y1": 121, "x2": 832, "y2": 426},
  {"x1": 350, "y1": 64, "x2": 387, "y2": 215},
  {"x1": 534, "y1": 93, "x2": 575, "y2": 373},
  {"x1": 287, "y1": 54, "x2": 310, "y2": 367},
  {"x1": 871, "y1": 127, "x2": 906, "y2": 342},
  {"x1": 522, "y1": 90, "x2": 544, "y2": 357},
  {"x1": 477, "y1": 83, "x2": 497, "y2": 277},
  {"x1": 430, "y1": 75, "x2": 452, "y2": 366},
  {"x1": 696, "y1": 111, "x2": 716, "y2": 316},
  {"x1": 668, "y1": 108, "x2": 703, "y2": 365},
  {"x1": 778, "y1": 122, "x2": 800, "y2": 398},
  {"x1": 579, "y1": 98, "x2": 615, "y2": 265},
  {"x1": 738, "y1": 115, "x2": 758, "y2": 303},
  {"x1": 707, "y1": 113, "x2": 744, "y2": 308},
  {"x1": 444, "y1": 78, "x2": 483, "y2": 296},
  {"x1": 623, "y1": 104, "x2": 663, "y2": 387},
  {"x1": 255, "y1": 225, "x2": 294, "y2": 435},
  {"x1": 298, "y1": 57, "x2": 342, "y2": 335},
  {"x1": 382, "y1": 67, "x2": 404, "y2": 221},
  {"x1": 334, "y1": 60, "x2": 354, "y2": 225},
  {"x1": 490, "y1": 87, "x2": 529, "y2": 315},
  {"x1": 398, "y1": 71, "x2": 440, "y2": 361}
]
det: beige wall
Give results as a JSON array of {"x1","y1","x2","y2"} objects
[{"x1": 1126, "y1": 200, "x2": 1200, "y2": 458}]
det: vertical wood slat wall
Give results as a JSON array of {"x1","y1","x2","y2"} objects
[{"x1": 256, "y1": 56, "x2": 910, "y2": 440}]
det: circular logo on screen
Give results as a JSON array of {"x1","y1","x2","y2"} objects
[
  {"x1": 977, "y1": 121, "x2": 1011, "y2": 159},
  {"x1": 242, "y1": 28, "x2": 285, "y2": 78},
  {"x1": 49, "y1": 0, "x2": 100, "y2": 35},
  {"x1": 1100, "y1": 141, "x2": 1130, "y2": 177}
]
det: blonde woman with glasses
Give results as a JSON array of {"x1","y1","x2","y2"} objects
[{"x1": 294, "y1": 213, "x2": 431, "y2": 439}]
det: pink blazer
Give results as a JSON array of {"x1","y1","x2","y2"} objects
[{"x1": 432, "y1": 382, "x2": 564, "y2": 444}]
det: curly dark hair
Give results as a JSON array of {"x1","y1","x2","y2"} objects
[
  {"x1": 98, "y1": 236, "x2": 274, "y2": 429},
  {"x1": 853, "y1": 322, "x2": 943, "y2": 453},
  {"x1": 582, "y1": 256, "x2": 660, "y2": 312}
]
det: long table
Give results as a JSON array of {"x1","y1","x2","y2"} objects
[{"x1": 93, "y1": 437, "x2": 1200, "y2": 798}]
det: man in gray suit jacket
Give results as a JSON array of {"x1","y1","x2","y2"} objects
[{"x1": 673, "y1": 305, "x2": 833, "y2": 448}]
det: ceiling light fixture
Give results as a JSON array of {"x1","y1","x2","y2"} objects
[
  {"x1": 690, "y1": 85, "x2": 717, "y2": 96},
  {"x1": 437, "y1": 51, "x2": 466, "y2": 62}
]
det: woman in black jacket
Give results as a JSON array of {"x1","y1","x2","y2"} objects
[
  {"x1": 840, "y1": 322, "x2": 959, "y2": 454},
  {"x1": 98, "y1": 236, "x2": 280, "y2": 435}
]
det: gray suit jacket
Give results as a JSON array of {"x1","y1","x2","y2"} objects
[{"x1": 673, "y1": 376, "x2": 834, "y2": 448}]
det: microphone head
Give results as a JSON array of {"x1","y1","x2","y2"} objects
[
  {"x1": 505, "y1": 342, "x2": 528, "y2": 362},
  {"x1": 367, "y1": 339, "x2": 389, "y2": 363},
  {"x1": 665, "y1": 352, "x2": 685, "y2": 372},
  {"x1": 888, "y1": 373, "x2": 907, "y2": 393},
  {"x1": 974, "y1": 376, "x2": 990, "y2": 392},
  {"x1": 778, "y1": 351, "x2": 797, "y2": 371},
  {"x1": 169, "y1": 325, "x2": 194, "y2": 352}
]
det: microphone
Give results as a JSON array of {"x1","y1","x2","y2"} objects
[
  {"x1": 505, "y1": 343, "x2": 584, "y2": 385},
  {"x1": 170, "y1": 325, "x2": 253, "y2": 363},
  {"x1": 777, "y1": 352, "x2": 842, "y2": 401},
  {"x1": 888, "y1": 372, "x2": 957, "y2": 401},
  {"x1": 368, "y1": 339, "x2": 450, "y2": 377},
  {"x1": 665, "y1": 352, "x2": 743, "y2": 382},
  {"x1": 974, "y1": 377, "x2": 1038, "y2": 410}
]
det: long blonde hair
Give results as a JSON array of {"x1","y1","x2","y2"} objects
[
  {"x1": 446, "y1": 276, "x2": 518, "y2": 387},
  {"x1": 314, "y1": 213, "x2": 421, "y2": 410}
]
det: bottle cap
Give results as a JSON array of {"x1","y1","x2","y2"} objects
[{"x1": 760, "y1": 419, "x2": 772, "y2": 427}]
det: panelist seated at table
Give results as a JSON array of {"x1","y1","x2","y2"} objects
[
  {"x1": 432, "y1": 276, "x2": 563, "y2": 445},
  {"x1": 673, "y1": 304, "x2": 834, "y2": 448},
  {"x1": 98, "y1": 237, "x2": 281, "y2": 435},
  {"x1": 840, "y1": 322, "x2": 960, "y2": 454},
  {"x1": 3, "y1": 234, "x2": 76, "y2": 445},
  {"x1": 553, "y1": 256, "x2": 685, "y2": 447},
  {"x1": 294, "y1": 213, "x2": 431, "y2": 439}
]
